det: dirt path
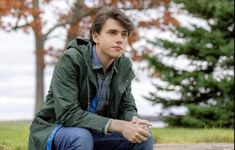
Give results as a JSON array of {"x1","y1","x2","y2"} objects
[{"x1": 154, "y1": 143, "x2": 234, "y2": 150}]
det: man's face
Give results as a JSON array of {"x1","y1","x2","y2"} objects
[{"x1": 93, "y1": 18, "x2": 129, "y2": 60}]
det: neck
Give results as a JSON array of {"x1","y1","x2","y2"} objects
[{"x1": 95, "y1": 45, "x2": 114, "y2": 74}]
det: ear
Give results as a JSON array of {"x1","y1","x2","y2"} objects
[{"x1": 92, "y1": 32, "x2": 99, "y2": 44}]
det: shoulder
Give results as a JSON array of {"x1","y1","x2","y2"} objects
[
  {"x1": 62, "y1": 38, "x2": 91, "y2": 63},
  {"x1": 116, "y1": 55, "x2": 135, "y2": 78},
  {"x1": 65, "y1": 47, "x2": 82, "y2": 58},
  {"x1": 55, "y1": 49, "x2": 79, "y2": 66},
  {"x1": 118, "y1": 55, "x2": 133, "y2": 69}
]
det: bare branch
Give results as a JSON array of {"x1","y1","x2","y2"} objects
[
  {"x1": 44, "y1": 23, "x2": 66, "y2": 37},
  {"x1": 45, "y1": 34, "x2": 66, "y2": 41},
  {"x1": 11, "y1": 15, "x2": 31, "y2": 30},
  {"x1": 13, "y1": 23, "x2": 30, "y2": 29},
  {"x1": 13, "y1": 16, "x2": 21, "y2": 29}
]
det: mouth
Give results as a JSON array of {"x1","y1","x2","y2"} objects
[{"x1": 111, "y1": 46, "x2": 123, "y2": 52}]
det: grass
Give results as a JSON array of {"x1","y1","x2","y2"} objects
[
  {"x1": 0, "y1": 121, "x2": 234, "y2": 150},
  {"x1": 0, "y1": 121, "x2": 30, "y2": 150},
  {"x1": 150, "y1": 127, "x2": 234, "y2": 144}
]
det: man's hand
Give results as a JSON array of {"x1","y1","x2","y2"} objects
[
  {"x1": 108, "y1": 119, "x2": 152, "y2": 144},
  {"x1": 131, "y1": 116, "x2": 152, "y2": 131},
  {"x1": 121, "y1": 121, "x2": 150, "y2": 143}
]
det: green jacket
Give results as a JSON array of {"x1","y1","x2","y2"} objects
[{"x1": 28, "y1": 38, "x2": 139, "y2": 149}]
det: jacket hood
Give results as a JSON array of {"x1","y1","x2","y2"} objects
[
  {"x1": 66, "y1": 38, "x2": 92, "y2": 50},
  {"x1": 66, "y1": 38, "x2": 94, "y2": 65}
]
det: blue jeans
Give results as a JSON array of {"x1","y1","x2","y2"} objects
[{"x1": 52, "y1": 127, "x2": 154, "y2": 150}]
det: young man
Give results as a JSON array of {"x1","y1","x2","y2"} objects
[{"x1": 28, "y1": 6, "x2": 154, "y2": 150}]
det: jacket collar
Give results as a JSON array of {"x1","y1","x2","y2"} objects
[{"x1": 67, "y1": 38, "x2": 119, "y2": 73}]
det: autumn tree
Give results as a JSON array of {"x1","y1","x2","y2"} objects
[
  {"x1": 0, "y1": 0, "x2": 95, "y2": 113},
  {"x1": 0, "y1": 0, "x2": 177, "y2": 114}
]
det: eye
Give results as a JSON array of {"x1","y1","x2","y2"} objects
[
  {"x1": 109, "y1": 30, "x2": 117, "y2": 35},
  {"x1": 121, "y1": 32, "x2": 128, "y2": 37}
]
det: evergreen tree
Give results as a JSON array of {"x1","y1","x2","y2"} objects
[{"x1": 144, "y1": 0, "x2": 234, "y2": 128}]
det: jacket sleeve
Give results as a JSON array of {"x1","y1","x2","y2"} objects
[
  {"x1": 52, "y1": 52, "x2": 109, "y2": 134},
  {"x1": 118, "y1": 83, "x2": 140, "y2": 121}
]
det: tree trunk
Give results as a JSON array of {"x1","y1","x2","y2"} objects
[
  {"x1": 32, "y1": 0, "x2": 45, "y2": 114},
  {"x1": 34, "y1": 35, "x2": 45, "y2": 114}
]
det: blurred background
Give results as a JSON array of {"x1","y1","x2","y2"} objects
[{"x1": 0, "y1": 0, "x2": 234, "y2": 128}]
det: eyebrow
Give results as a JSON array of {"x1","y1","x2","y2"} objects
[{"x1": 106, "y1": 29, "x2": 128, "y2": 33}]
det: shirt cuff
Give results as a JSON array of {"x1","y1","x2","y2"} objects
[{"x1": 103, "y1": 119, "x2": 112, "y2": 135}]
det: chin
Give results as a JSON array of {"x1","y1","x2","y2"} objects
[{"x1": 113, "y1": 53, "x2": 123, "y2": 58}]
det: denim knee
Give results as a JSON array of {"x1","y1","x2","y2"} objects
[
  {"x1": 72, "y1": 128, "x2": 93, "y2": 149},
  {"x1": 143, "y1": 135, "x2": 154, "y2": 150},
  {"x1": 132, "y1": 135, "x2": 154, "y2": 150},
  {"x1": 53, "y1": 127, "x2": 93, "y2": 150}
]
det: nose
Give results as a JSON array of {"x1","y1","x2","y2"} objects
[{"x1": 116, "y1": 33, "x2": 124, "y2": 44}]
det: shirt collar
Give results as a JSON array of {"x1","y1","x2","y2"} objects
[
  {"x1": 92, "y1": 45, "x2": 103, "y2": 70},
  {"x1": 92, "y1": 45, "x2": 118, "y2": 73}
]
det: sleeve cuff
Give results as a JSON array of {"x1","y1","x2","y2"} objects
[{"x1": 103, "y1": 119, "x2": 112, "y2": 135}]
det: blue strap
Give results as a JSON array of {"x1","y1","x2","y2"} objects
[
  {"x1": 88, "y1": 96, "x2": 97, "y2": 112},
  {"x1": 46, "y1": 124, "x2": 62, "y2": 150}
]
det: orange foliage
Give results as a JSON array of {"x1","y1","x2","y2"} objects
[
  {"x1": 58, "y1": 13, "x2": 73, "y2": 24},
  {"x1": 150, "y1": 19, "x2": 160, "y2": 27},
  {"x1": 163, "y1": 11, "x2": 179, "y2": 26},
  {"x1": 151, "y1": 0, "x2": 162, "y2": 5},
  {"x1": 128, "y1": 30, "x2": 140, "y2": 45},
  {"x1": 0, "y1": 0, "x2": 34, "y2": 18},
  {"x1": 162, "y1": 0, "x2": 171, "y2": 5},
  {"x1": 43, "y1": 0, "x2": 51, "y2": 3},
  {"x1": 68, "y1": 22, "x2": 81, "y2": 37},
  {"x1": 138, "y1": 19, "x2": 160, "y2": 28},
  {"x1": 0, "y1": 0, "x2": 12, "y2": 14},
  {"x1": 14, "y1": 1, "x2": 24, "y2": 8},
  {"x1": 131, "y1": 0, "x2": 142, "y2": 9},
  {"x1": 151, "y1": 0, "x2": 171, "y2": 5},
  {"x1": 112, "y1": 0, "x2": 119, "y2": 4},
  {"x1": 151, "y1": 71, "x2": 161, "y2": 77},
  {"x1": 138, "y1": 21, "x2": 150, "y2": 28}
]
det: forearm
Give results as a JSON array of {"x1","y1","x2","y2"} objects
[{"x1": 107, "y1": 119, "x2": 127, "y2": 133}]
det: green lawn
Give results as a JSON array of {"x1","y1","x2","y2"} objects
[
  {"x1": 0, "y1": 121, "x2": 234, "y2": 150},
  {"x1": 0, "y1": 121, "x2": 30, "y2": 150},
  {"x1": 150, "y1": 127, "x2": 234, "y2": 144}
]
